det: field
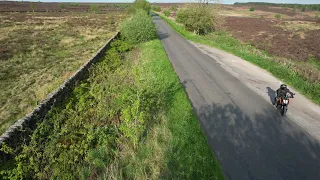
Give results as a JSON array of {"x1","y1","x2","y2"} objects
[
  {"x1": 0, "y1": 1, "x2": 131, "y2": 12},
  {"x1": 0, "y1": 11, "x2": 126, "y2": 134},
  {"x1": 222, "y1": 5, "x2": 320, "y2": 62}
]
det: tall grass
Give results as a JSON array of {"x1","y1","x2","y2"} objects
[
  {"x1": 158, "y1": 13, "x2": 320, "y2": 105},
  {"x1": 110, "y1": 40, "x2": 224, "y2": 179}
]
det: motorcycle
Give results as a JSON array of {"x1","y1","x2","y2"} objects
[{"x1": 275, "y1": 92, "x2": 294, "y2": 116}]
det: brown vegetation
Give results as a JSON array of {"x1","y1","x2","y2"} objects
[
  {"x1": 224, "y1": 17, "x2": 320, "y2": 61},
  {"x1": 0, "y1": 1, "x2": 130, "y2": 12}
]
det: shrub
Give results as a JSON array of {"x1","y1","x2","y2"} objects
[
  {"x1": 170, "y1": 5, "x2": 178, "y2": 12},
  {"x1": 126, "y1": 6, "x2": 136, "y2": 14},
  {"x1": 60, "y1": 3, "x2": 66, "y2": 9},
  {"x1": 301, "y1": 6, "x2": 306, "y2": 12},
  {"x1": 151, "y1": 5, "x2": 161, "y2": 12},
  {"x1": 292, "y1": 5, "x2": 297, "y2": 12},
  {"x1": 176, "y1": 4, "x2": 223, "y2": 35},
  {"x1": 275, "y1": 13, "x2": 281, "y2": 19},
  {"x1": 164, "y1": 10, "x2": 170, "y2": 17},
  {"x1": 90, "y1": 4, "x2": 100, "y2": 13},
  {"x1": 30, "y1": 3, "x2": 36, "y2": 12},
  {"x1": 133, "y1": 0, "x2": 151, "y2": 13},
  {"x1": 249, "y1": 7, "x2": 255, "y2": 11},
  {"x1": 121, "y1": 9, "x2": 156, "y2": 44}
]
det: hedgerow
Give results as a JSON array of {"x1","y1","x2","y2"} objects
[{"x1": 121, "y1": 9, "x2": 156, "y2": 44}]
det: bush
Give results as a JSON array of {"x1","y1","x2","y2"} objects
[
  {"x1": 170, "y1": 5, "x2": 178, "y2": 12},
  {"x1": 121, "y1": 9, "x2": 156, "y2": 44},
  {"x1": 133, "y1": 0, "x2": 151, "y2": 13},
  {"x1": 249, "y1": 7, "x2": 255, "y2": 11},
  {"x1": 301, "y1": 6, "x2": 306, "y2": 12},
  {"x1": 151, "y1": 5, "x2": 161, "y2": 12},
  {"x1": 176, "y1": 4, "x2": 223, "y2": 35},
  {"x1": 275, "y1": 13, "x2": 281, "y2": 19},
  {"x1": 292, "y1": 5, "x2": 297, "y2": 12},
  {"x1": 90, "y1": 4, "x2": 100, "y2": 13},
  {"x1": 164, "y1": 10, "x2": 170, "y2": 17},
  {"x1": 60, "y1": 3, "x2": 66, "y2": 9}
]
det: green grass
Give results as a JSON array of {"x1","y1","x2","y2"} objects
[
  {"x1": 158, "y1": 13, "x2": 320, "y2": 105},
  {"x1": 116, "y1": 40, "x2": 224, "y2": 179},
  {"x1": 1, "y1": 38, "x2": 223, "y2": 179}
]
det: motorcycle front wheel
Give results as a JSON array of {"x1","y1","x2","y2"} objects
[{"x1": 281, "y1": 106, "x2": 287, "y2": 116}]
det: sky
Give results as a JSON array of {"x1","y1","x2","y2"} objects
[{"x1": 21, "y1": 0, "x2": 320, "y2": 4}]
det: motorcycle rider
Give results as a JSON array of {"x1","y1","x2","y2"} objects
[{"x1": 274, "y1": 84, "x2": 295, "y2": 106}]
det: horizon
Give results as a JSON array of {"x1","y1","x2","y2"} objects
[{"x1": 6, "y1": 0, "x2": 320, "y2": 5}]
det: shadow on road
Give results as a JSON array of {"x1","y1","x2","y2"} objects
[
  {"x1": 266, "y1": 86, "x2": 276, "y2": 105},
  {"x1": 196, "y1": 103, "x2": 320, "y2": 180}
]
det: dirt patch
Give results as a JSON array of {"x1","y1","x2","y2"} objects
[{"x1": 224, "y1": 16, "x2": 320, "y2": 61}]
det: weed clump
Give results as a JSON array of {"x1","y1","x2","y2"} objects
[
  {"x1": 164, "y1": 10, "x2": 170, "y2": 17},
  {"x1": 249, "y1": 7, "x2": 255, "y2": 11},
  {"x1": 275, "y1": 13, "x2": 281, "y2": 19},
  {"x1": 170, "y1": 5, "x2": 178, "y2": 12},
  {"x1": 89, "y1": 4, "x2": 100, "y2": 13},
  {"x1": 121, "y1": 9, "x2": 156, "y2": 44}
]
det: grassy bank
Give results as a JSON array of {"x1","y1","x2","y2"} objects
[
  {"x1": 115, "y1": 40, "x2": 223, "y2": 179},
  {"x1": 1, "y1": 37, "x2": 223, "y2": 179},
  {"x1": 158, "y1": 13, "x2": 320, "y2": 105}
]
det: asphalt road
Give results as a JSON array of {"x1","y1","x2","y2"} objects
[{"x1": 152, "y1": 14, "x2": 320, "y2": 180}]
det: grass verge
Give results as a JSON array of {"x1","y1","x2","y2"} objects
[
  {"x1": 0, "y1": 38, "x2": 223, "y2": 179},
  {"x1": 158, "y1": 13, "x2": 320, "y2": 105},
  {"x1": 113, "y1": 40, "x2": 224, "y2": 179}
]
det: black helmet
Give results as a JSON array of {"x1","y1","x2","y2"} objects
[{"x1": 280, "y1": 84, "x2": 287, "y2": 90}]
